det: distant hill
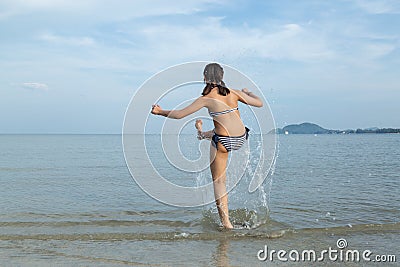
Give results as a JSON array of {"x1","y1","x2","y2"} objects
[
  {"x1": 281, "y1": 123, "x2": 329, "y2": 134},
  {"x1": 271, "y1": 122, "x2": 332, "y2": 134},
  {"x1": 270, "y1": 122, "x2": 400, "y2": 134}
]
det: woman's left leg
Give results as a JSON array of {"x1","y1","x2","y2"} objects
[{"x1": 210, "y1": 143, "x2": 233, "y2": 229}]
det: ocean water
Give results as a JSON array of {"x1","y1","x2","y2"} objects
[{"x1": 0, "y1": 134, "x2": 399, "y2": 266}]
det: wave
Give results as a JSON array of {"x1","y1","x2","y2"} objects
[
  {"x1": 1, "y1": 219, "x2": 398, "y2": 241},
  {"x1": 0, "y1": 230, "x2": 287, "y2": 242},
  {"x1": 0, "y1": 219, "x2": 194, "y2": 228}
]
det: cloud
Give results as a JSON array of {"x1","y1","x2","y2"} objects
[
  {"x1": 23, "y1": 18, "x2": 333, "y2": 75},
  {"x1": 362, "y1": 43, "x2": 396, "y2": 59},
  {"x1": 353, "y1": 0, "x2": 400, "y2": 14},
  {"x1": 39, "y1": 33, "x2": 95, "y2": 46},
  {"x1": 1, "y1": 1, "x2": 398, "y2": 80},
  {"x1": 134, "y1": 18, "x2": 334, "y2": 64},
  {"x1": 0, "y1": 0, "x2": 228, "y2": 20},
  {"x1": 21, "y1": 82, "x2": 49, "y2": 91}
]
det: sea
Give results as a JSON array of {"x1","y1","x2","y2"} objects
[{"x1": 0, "y1": 134, "x2": 399, "y2": 266}]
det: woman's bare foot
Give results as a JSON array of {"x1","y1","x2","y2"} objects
[
  {"x1": 222, "y1": 221, "x2": 234, "y2": 229},
  {"x1": 195, "y1": 119, "x2": 204, "y2": 140},
  {"x1": 195, "y1": 119, "x2": 203, "y2": 132}
]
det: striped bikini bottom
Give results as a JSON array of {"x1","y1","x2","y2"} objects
[{"x1": 211, "y1": 127, "x2": 250, "y2": 152}]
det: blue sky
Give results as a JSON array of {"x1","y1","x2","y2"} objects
[{"x1": 0, "y1": 0, "x2": 399, "y2": 133}]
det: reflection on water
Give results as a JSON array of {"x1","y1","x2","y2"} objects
[{"x1": 213, "y1": 239, "x2": 231, "y2": 267}]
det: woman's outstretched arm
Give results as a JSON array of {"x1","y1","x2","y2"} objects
[
  {"x1": 151, "y1": 97, "x2": 206, "y2": 119},
  {"x1": 233, "y1": 88, "x2": 263, "y2": 107}
]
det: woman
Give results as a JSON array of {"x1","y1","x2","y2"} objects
[{"x1": 151, "y1": 63, "x2": 263, "y2": 228}]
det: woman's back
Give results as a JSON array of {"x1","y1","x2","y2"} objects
[{"x1": 203, "y1": 87, "x2": 245, "y2": 136}]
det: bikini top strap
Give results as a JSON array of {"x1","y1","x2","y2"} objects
[{"x1": 209, "y1": 107, "x2": 239, "y2": 117}]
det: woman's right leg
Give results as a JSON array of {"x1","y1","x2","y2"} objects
[{"x1": 210, "y1": 143, "x2": 233, "y2": 229}]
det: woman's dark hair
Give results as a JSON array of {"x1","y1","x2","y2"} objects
[{"x1": 202, "y1": 63, "x2": 230, "y2": 96}]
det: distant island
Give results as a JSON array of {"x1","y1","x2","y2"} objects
[{"x1": 270, "y1": 122, "x2": 400, "y2": 134}]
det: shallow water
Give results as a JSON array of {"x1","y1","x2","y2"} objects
[{"x1": 0, "y1": 134, "x2": 399, "y2": 266}]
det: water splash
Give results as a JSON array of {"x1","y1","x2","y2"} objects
[{"x1": 198, "y1": 135, "x2": 278, "y2": 229}]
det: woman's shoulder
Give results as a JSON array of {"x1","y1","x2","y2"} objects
[
  {"x1": 229, "y1": 88, "x2": 241, "y2": 94},
  {"x1": 228, "y1": 88, "x2": 242, "y2": 100}
]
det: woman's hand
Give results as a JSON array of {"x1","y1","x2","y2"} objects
[
  {"x1": 151, "y1": 104, "x2": 163, "y2": 115},
  {"x1": 241, "y1": 88, "x2": 250, "y2": 94}
]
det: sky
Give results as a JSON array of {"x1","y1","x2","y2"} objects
[{"x1": 0, "y1": 0, "x2": 399, "y2": 133}]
